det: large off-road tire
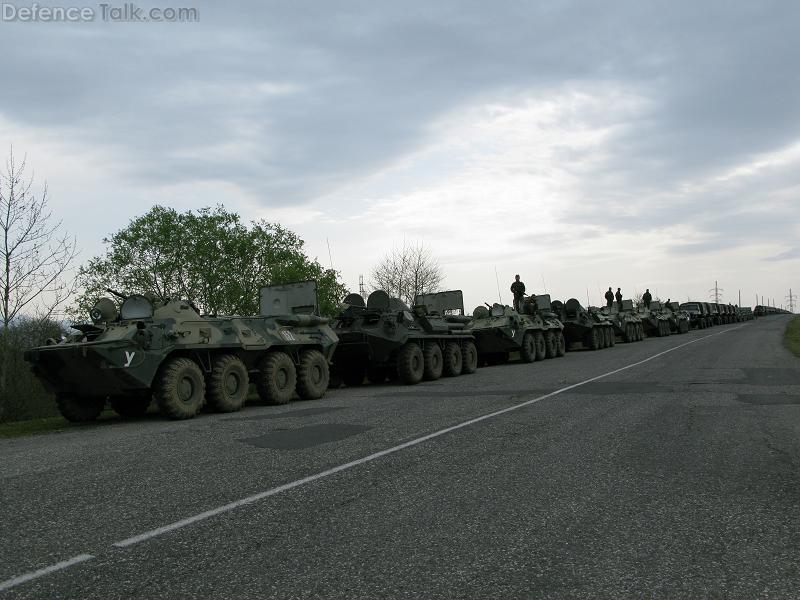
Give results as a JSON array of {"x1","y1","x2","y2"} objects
[
  {"x1": 297, "y1": 349, "x2": 329, "y2": 400},
  {"x1": 256, "y1": 351, "x2": 296, "y2": 405},
  {"x1": 442, "y1": 342, "x2": 463, "y2": 376},
  {"x1": 397, "y1": 342, "x2": 424, "y2": 385},
  {"x1": 57, "y1": 395, "x2": 105, "y2": 423},
  {"x1": 607, "y1": 327, "x2": 616, "y2": 347},
  {"x1": 556, "y1": 332, "x2": 566, "y2": 357},
  {"x1": 366, "y1": 365, "x2": 388, "y2": 384},
  {"x1": 599, "y1": 328, "x2": 608, "y2": 348},
  {"x1": 340, "y1": 363, "x2": 366, "y2": 387},
  {"x1": 520, "y1": 332, "x2": 536, "y2": 363},
  {"x1": 586, "y1": 328, "x2": 600, "y2": 351},
  {"x1": 545, "y1": 331, "x2": 558, "y2": 358},
  {"x1": 461, "y1": 340, "x2": 478, "y2": 374},
  {"x1": 534, "y1": 331, "x2": 547, "y2": 361},
  {"x1": 638, "y1": 323, "x2": 645, "y2": 340},
  {"x1": 207, "y1": 354, "x2": 249, "y2": 412},
  {"x1": 110, "y1": 394, "x2": 151, "y2": 418},
  {"x1": 623, "y1": 323, "x2": 633, "y2": 343},
  {"x1": 423, "y1": 343, "x2": 444, "y2": 381},
  {"x1": 155, "y1": 357, "x2": 206, "y2": 420}
]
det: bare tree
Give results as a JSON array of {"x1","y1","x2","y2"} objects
[
  {"x1": 0, "y1": 148, "x2": 78, "y2": 419},
  {"x1": 370, "y1": 241, "x2": 444, "y2": 307}
]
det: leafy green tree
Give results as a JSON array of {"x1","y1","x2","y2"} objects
[{"x1": 72, "y1": 205, "x2": 346, "y2": 318}]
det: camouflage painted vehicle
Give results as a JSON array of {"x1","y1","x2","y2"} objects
[
  {"x1": 24, "y1": 281, "x2": 338, "y2": 422},
  {"x1": 663, "y1": 301, "x2": 691, "y2": 334},
  {"x1": 550, "y1": 298, "x2": 616, "y2": 350},
  {"x1": 331, "y1": 290, "x2": 477, "y2": 386},
  {"x1": 467, "y1": 294, "x2": 565, "y2": 364},
  {"x1": 679, "y1": 301, "x2": 711, "y2": 329},
  {"x1": 637, "y1": 300, "x2": 674, "y2": 337},
  {"x1": 707, "y1": 302, "x2": 721, "y2": 325},
  {"x1": 589, "y1": 300, "x2": 644, "y2": 343},
  {"x1": 739, "y1": 307, "x2": 754, "y2": 320}
]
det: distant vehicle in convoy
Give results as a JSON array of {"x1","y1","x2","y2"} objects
[
  {"x1": 637, "y1": 301, "x2": 674, "y2": 337},
  {"x1": 331, "y1": 289, "x2": 477, "y2": 386},
  {"x1": 24, "y1": 281, "x2": 338, "y2": 422},
  {"x1": 589, "y1": 300, "x2": 644, "y2": 343},
  {"x1": 551, "y1": 298, "x2": 617, "y2": 350},
  {"x1": 739, "y1": 307, "x2": 754, "y2": 320},
  {"x1": 466, "y1": 294, "x2": 565, "y2": 364},
  {"x1": 679, "y1": 301, "x2": 713, "y2": 329},
  {"x1": 663, "y1": 302, "x2": 691, "y2": 334}
]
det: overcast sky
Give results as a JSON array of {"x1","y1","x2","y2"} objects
[{"x1": 1, "y1": 0, "x2": 798, "y2": 311}]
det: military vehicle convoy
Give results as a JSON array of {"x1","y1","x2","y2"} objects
[
  {"x1": 24, "y1": 281, "x2": 338, "y2": 422},
  {"x1": 663, "y1": 302, "x2": 691, "y2": 333},
  {"x1": 331, "y1": 290, "x2": 478, "y2": 386},
  {"x1": 590, "y1": 300, "x2": 644, "y2": 343},
  {"x1": 679, "y1": 301, "x2": 711, "y2": 329},
  {"x1": 467, "y1": 294, "x2": 565, "y2": 364},
  {"x1": 637, "y1": 301, "x2": 675, "y2": 337},
  {"x1": 550, "y1": 298, "x2": 616, "y2": 350}
]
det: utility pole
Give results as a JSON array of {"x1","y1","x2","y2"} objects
[
  {"x1": 786, "y1": 288, "x2": 796, "y2": 313},
  {"x1": 709, "y1": 280, "x2": 723, "y2": 303}
]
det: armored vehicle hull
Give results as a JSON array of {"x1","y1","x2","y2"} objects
[
  {"x1": 664, "y1": 302, "x2": 691, "y2": 334},
  {"x1": 332, "y1": 290, "x2": 477, "y2": 386},
  {"x1": 25, "y1": 281, "x2": 338, "y2": 422},
  {"x1": 591, "y1": 301, "x2": 644, "y2": 343},
  {"x1": 638, "y1": 301, "x2": 679, "y2": 337},
  {"x1": 551, "y1": 298, "x2": 617, "y2": 350},
  {"x1": 468, "y1": 294, "x2": 565, "y2": 364}
]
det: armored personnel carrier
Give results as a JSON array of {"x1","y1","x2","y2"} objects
[
  {"x1": 662, "y1": 301, "x2": 691, "y2": 334},
  {"x1": 589, "y1": 300, "x2": 643, "y2": 343},
  {"x1": 24, "y1": 281, "x2": 338, "y2": 422},
  {"x1": 637, "y1": 300, "x2": 674, "y2": 337},
  {"x1": 467, "y1": 294, "x2": 565, "y2": 364},
  {"x1": 550, "y1": 298, "x2": 616, "y2": 350},
  {"x1": 331, "y1": 290, "x2": 477, "y2": 386},
  {"x1": 679, "y1": 301, "x2": 711, "y2": 329}
]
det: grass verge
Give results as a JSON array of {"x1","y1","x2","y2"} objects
[{"x1": 784, "y1": 315, "x2": 800, "y2": 358}]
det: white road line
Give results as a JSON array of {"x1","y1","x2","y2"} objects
[
  {"x1": 1, "y1": 325, "x2": 744, "y2": 592},
  {"x1": 0, "y1": 554, "x2": 94, "y2": 592},
  {"x1": 114, "y1": 325, "x2": 743, "y2": 548}
]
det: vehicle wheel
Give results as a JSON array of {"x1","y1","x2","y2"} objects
[
  {"x1": 599, "y1": 328, "x2": 608, "y2": 348},
  {"x1": 638, "y1": 323, "x2": 645, "y2": 340},
  {"x1": 366, "y1": 365, "x2": 388, "y2": 384},
  {"x1": 556, "y1": 332, "x2": 566, "y2": 357},
  {"x1": 423, "y1": 343, "x2": 443, "y2": 381},
  {"x1": 520, "y1": 332, "x2": 536, "y2": 363},
  {"x1": 341, "y1": 363, "x2": 366, "y2": 387},
  {"x1": 155, "y1": 357, "x2": 206, "y2": 419},
  {"x1": 57, "y1": 395, "x2": 105, "y2": 423},
  {"x1": 256, "y1": 351, "x2": 296, "y2": 405},
  {"x1": 110, "y1": 394, "x2": 151, "y2": 418},
  {"x1": 207, "y1": 354, "x2": 249, "y2": 412},
  {"x1": 623, "y1": 323, "x2": 633, "y2": 343},
  {"x1": 297, "y1": 349, "x2": 329, "y2": 400},
  {"x1": 608, "y1": 327, "x2": 616, "y2": 346},
  {"x1": 586, "y1": 328, "x2": 600, "y2": 350},
  {"x1": 545, "y1": 331, "x2": 558, "y2": 358},
  {"x1": 442, "y1": 342, "x2": 463, "y2": 376},
  {"x1": 397, "y1": 342, "x2": 424, "y2": 384},
  {"x1": 461, "y1": 340, "x2": 478, "y2": 374},
  {"x1": 534, "y1": 332, "x2": 547, "y2": 360}
]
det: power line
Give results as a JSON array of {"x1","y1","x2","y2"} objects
[{"x1": 708, "y1": 280, "x2": 723, "y2": 303}]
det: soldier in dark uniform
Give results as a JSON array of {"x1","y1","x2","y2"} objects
[
  {"x1": 615, "y1": 287, "x2": 623, "y2": 311},
  {"x1": 642, "y1": 289, "x2": 652, "y2": 309},
  {"x1": 604, "y1": 287, "x2": 614, "y2": 308},
  {"x1": 510, "y1": 275, "x2": 526, "y2": 312}
]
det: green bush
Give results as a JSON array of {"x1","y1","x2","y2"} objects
[{"x1": 784, "y1": 316, "x2": 800, "y2": 358}]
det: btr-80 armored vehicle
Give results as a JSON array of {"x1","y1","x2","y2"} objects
[
  {"x1": 24, "y1": 281, "x2": 338, "y2": 422},
  {"x1": 637, "y1": 301, "x2": 674, "y2": 337},
  {"x1": 550, "y1": 298, "x2": 616, "y2": 350},
  {"x1": 467, "y1": 294, "x2": 565, "y2": 364},
  {"x1": 589, "y1": 300, "x2": 643, "y2": 343},
  {"x1": 331, "y1": 290, "x2": 477, "y2": 386},
  {"x1": 663, "y1": 301, "x2": 691, "y2": 333}
]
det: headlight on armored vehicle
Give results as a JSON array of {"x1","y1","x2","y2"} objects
[{"x1": 90, "y1": 297, "x2": 119, "y2": 324}]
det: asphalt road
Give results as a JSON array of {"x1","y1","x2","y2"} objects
[{"x1": 2, "y1": 316, "x2": 799, "y2": 598}]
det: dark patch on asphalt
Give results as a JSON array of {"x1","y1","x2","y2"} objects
[
  {"x1": 224, "y1": 406, "x2": 346, "y2": 421},
  {"x1": 735, "y1": 394, "x2": 800, "y2": 406},
  {"x1": 571, "y1": 382, "x2": 661, "y2": 395},
  {"x1": 741, "y1": 368, "x2": 800, "y2": 386},
  {"x1": 243, "y1": 423, "x2": 372, "y2": 450}
]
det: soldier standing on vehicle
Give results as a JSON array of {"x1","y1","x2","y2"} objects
[
  {"x1": 615, "y1": 287, "x2": 623, "y2": 311},
  {"x1": 511, "y1": 275, "x2": 526, "y2": 312},
  {"x1": 605, "y1": 287, "x2": 614, "y2": 308},
  {"x1": 642, "y1": 289, "x2": 652, "y2": 309}
]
